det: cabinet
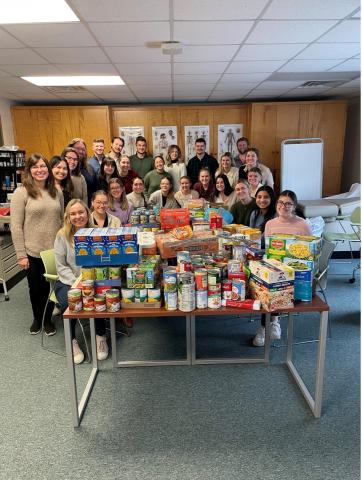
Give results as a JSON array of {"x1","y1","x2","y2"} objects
[
  {"x1": 0, "y1": 233, "x2": 22, "y2": 300},
  {"x1": 0, "y1": 150, "x2": 26, "y2": 202}
]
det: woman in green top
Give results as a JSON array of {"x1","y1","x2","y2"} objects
[{"x1": 144, "y1": 155, "x2": 173, "y2": 199}]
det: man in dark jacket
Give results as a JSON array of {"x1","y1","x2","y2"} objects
[{"x1": 186, "y1": 137, "x2": 218, "y2": 186}]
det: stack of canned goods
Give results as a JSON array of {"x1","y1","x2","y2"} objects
[
  {"x1": 82, "y1": 279, "x2": 95, "y2": 311},
  {"x1": 207, "y1": 268, "x2": 222, "y2": 309},
  {"x1": 194, "y1": 269, "x2": 208, "y2": 308},
  {"x1": 163, "y1": 266, "x2": 178, "y2": 310},
  {"x1": 130, "y1": 207, "x2": 158, "y2": 225},
  {"x1": 81, "y1": 266, "x2": 121, "y2": 281},
  {"x1": 177, "y1": 272, "x2": 195, "y2": 312}
]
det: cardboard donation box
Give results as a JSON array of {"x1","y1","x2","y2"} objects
[{"x1": 156, "y1": 230, "x2": 219, "y2": 259}]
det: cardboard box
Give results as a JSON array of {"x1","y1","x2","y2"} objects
[
  {"x1": 249, "y1": 259, "x2": 295, "y2": 283},
  {"x1": 266, "y1": 234, "x2": 322, "y2": 262},
  {"x1": 249, "y1": 274, "x2": 294, "y2": 311},
  {"x1": 156, "y1": 231, "x2": 219, "y2": 259}
]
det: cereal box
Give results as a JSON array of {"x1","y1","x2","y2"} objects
[
  {"x1": 89, "y1": 228, "x2": 108, "y2": 257},
  {"x1": 106, "y1": 228, "x2": 122, "y2": 256},
  {"x1": 249, "y1": 259, "x2": 295, "y2": 284},
  {"x1": 74, "y1": 228, "x2": 93, "y2": 258},
  {"x1": 249, "y1": 274, "x2": 294, "y2": 311}
]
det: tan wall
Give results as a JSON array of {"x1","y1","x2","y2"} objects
[
  {"x1": 11, "y1": 106, "x2": 111, "y2": 159},
  {"x1": 111, "y1": 104, "x2": 250, "y2": 159},
  {"x1": 341, "y1": 97, "x2": 360, "y2": 192}
]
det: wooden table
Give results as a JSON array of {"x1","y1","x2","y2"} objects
[{"x1": 63, "y1": 297, "x2": 329, "y2": 426}]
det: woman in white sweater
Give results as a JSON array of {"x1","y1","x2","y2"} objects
[
  {"x1": 11, "y1": 154, "x2": 64, "y2": 336},
  {"x1": 54, "y1": 199, "x2": 109, "y2": 364},
  {"x1": 164, "y1": 145, "x2": 187, "y2": 191}
]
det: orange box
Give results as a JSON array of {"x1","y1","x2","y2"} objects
[{"x1": 160, "y1": 208, "x2": 190, "y2": 230}]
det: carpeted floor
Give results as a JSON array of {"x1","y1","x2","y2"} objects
[{"x1": 0, "y1": 261, "x2": 360, "y2": 480}]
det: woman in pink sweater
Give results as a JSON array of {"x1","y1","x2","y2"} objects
[{"x1": 253, "y1": 190, "x2": 312, "y2": 347}]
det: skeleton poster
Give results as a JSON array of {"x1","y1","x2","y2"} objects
[
  {"x1": 184, "y1": 126, "x2": 210, "y2": 162},
  {"x1": 119, "y1": 126, "x2": 145, "y2": 156},
  {"x1": 217, "y1": 124, "x2": 243, "y2": 161},
  {"x1": 151, "y1": 126, "x2": 177, "y2": 158}
]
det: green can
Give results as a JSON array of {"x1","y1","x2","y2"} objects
[
  {"x1": 135, "y1": 288, "x2": 147, "y2": 303},
  {"x1": 108, "y1": 266, "x2": 120, "y2": 279},
  {"x1": 95, "y1": 266, "x2": 108, "y2": 280}
]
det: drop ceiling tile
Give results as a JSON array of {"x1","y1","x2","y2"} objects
[
  {"x1": 256, "y1": 81, "x2": 304, "y2": 89},
  {"x1": 174, "y1": 74, "x2": 221, "y2": 84},
  {"x1": 247, "y1": 20, "x2": 337, "y2": 44},
  {"x1": 0, "y1": 28, "x2": 24, "y2": 48},
  {"x1": 173, "y1": 62, "x2": 228, "y2": 74},
  {"x1": 71, "y1": 0, "x2": 169, "y2": 21},
  {"x1": 105, "y1": 46, "x2": 169, "y2": 63},
  {"x1": 296, "y1": 43, "x2": 360, "y2": 59},
  {"x1": 174, "y1": 0, "x2": 269, "y2": 20},
  {"x1": 84, "y1": 86, "x2": 132, "y2": 94},
  {"x1": 226, "y1": 60, "x2": 285, "y2": 73},
  {"x1": 0, "y1": 70, "x2": 10, "y2": 77},
  {"x1": 235, "y1": 43, "x2": 307, "y2": 61},
  {"x1": 56, "y1": 92, "x2": 100, "y2": 100},
  {"x1": 338, "y1": 77, "x2": 360, "y2": 87},
  {"x1": 279, "y1": 59, "x2": 342, "y2": 72},
  {"x1": 174, "y1": 84, "x2": 214, "y2": 93},
  {"x1": 317, "y1": 20, "x2": 360, "y2": 42},
  {"x1": 56, "y1": 64, "x2": 118, "y2": 75},
  {"x1": 138, "y1": 95, "x2": 172, "y2": 101},
  {"x1": 173, "y1": 45, "x2": 239, "y2": 62},
  {"x1": 262, "y1": 0, "x2": 360, "y2": 19},
  {"x1": 329, "y1": 58, "x2": 361, "y2": 71},
  {"x1": 0, "y1": 49, "x2": 48, "y2": 64},
  {"x1": 4, "y1": 24, "x2": 97, "y2": 48},
  {"x1": 132, "y1": 86, "x2": 172, "y2": 94},
  {"x1": 351, "y1": 9, "x2": 361, "y2": 18},
  {"x1": 99, "y1": 96, "x2": 138, "y2": 103},
  {"x1": 88, "y1": 22, "x2": 170, "y2": 46},
  {"x1": 174, "y1": 21, "x2": 253, "y2": 45},
  {"x1": 214, "y1": 83, "x2": 258, "y2": 91},
  {"x1": 0, "y1": 64, "x2": 61, "y2": 75},
  {"x1": 115, "y1": 63, "x2": 171, "y2": 74},
  {"x1": 252, "y1": 88, "x2": 293, "y2": 95},
  {"x1": 123, "y1": 75, "x2": 171, "y2": 85},
  {"x1": 220, "y1": 72, "x2": 271, "y2": 83},
  {"x1": 281, "y1": 88, "x2": 328, "y2": 97},
  {"x1": 245, "y1": 92, "x2": 282, "y2": 99},
  {"x1": 0, "y1": 77, "x2": 44, "y2": 89},
  {"x1": 35, "y1": 47, "x2": 109, "y2": 64}
]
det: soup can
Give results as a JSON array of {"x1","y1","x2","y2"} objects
[
  {"x1": 121, "y1": 288, "x2": 135, "y2": 303},
  {"x1": 164, "y1": 291, "x2": 178, "y2": 311},
  {"x1": 81, "y1": 267, "x2": 95, "y2": 281},
  {"x1": 231, "y1": 279, "x2": 246, "y2": 302},
  {"x1": 196, "y1": 289, "x2": 208, "y2": 309},
  {"x1": 178, "y1": 275, "x2": 195, "y2": 312},
  {"x1": 194, "y1": 269, "x2": 208, "y2": 291},
  {"x1": 95, "y1": 267, "x2": 108, "y2": 280},
  {"x1": 94, "y1": 293, "x2": 106, "y2": 312},
  {"x1": 163, "y1": 267, "x2": 178, "y2": 293},
  {"x1": 68, "y1": 288, "x2": 82, "y2": 313},
  {"x1": 81, "y1": 279, "x2": 94, "y2": 298},
  {"x1": 207, "y1": 291, "x2": 221, "y2": 309},
  {"x1": 222, "y1": 279, "x2": 233, "y2": 300},
  {"x1": 139, "y1": 213, "x2": 148, "y2": 224},
  {"x1": 83, "y1": 296, "x2": 95, "y2": 312},
  {"x1": 148, "y1": 288, "x2": 161, "y2": 303},
  {"x1": 108, "y1": 266, "x2": 121, "y2": 279},
  {"x1": 149, "y1": 213, "x2": 157, "y2": 224},
  {"x1": 207, "y1": 268, "x2": 221, "y2": 286},
  {"x1": 135, "y1": 288, "x2": 147, "y2": 303},
  {"x1": 228, "y1": 260, "x2": 242, "y2": 275},
  {"x1": 106, "y1": 289, "x2": 120, "y2": 312},
  {"x1": 130, "y1": 213, "x2": 140, "y2": 224}
]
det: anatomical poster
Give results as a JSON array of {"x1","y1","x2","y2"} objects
[
  {"x1": 119, "y1": 126, "x2": 145, "y2": 156},
  {"x1": 152, "y1": 126, "x2": 177, "y2": 158},
  {"x1": 217, "y1": 124, "x2": 243, "y2": 161},
  {"x1": 184, "y1": 125, "x2": 210, "y2": 162}
]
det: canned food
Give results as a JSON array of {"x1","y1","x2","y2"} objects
[
  {"x1": 148, "y1": 213, "x2": 157, "y2": 223},
  {"x1": 83, "y1": 296, "x2": 95, "y2": 311},
  {"x1": 135, "y1": 288, "x2": 147, "y2": 303},
  {"x1": 178, "y1": 260, "x2": 192, "y2": 273},
  {"x1": 228, "y1": 260, "x2": 242, "y2": 275},
  {"x1": 196, "y1": 289, "x2": 208, "y2": 309},
  {"x1": 177, "y1": 272, "x2": 194, "y2": 285},
  {"x1": 68, "y1": 289, "x2": 82, "y2": 313},
  {"x1": 106, "y1": 289, "x2": 120, "y2": 312},
  {"x1": 81, "y1": 267, "x2": 95, "y2": 281},
  {"x1": 94, "y1": 293, "x2": 106, "y2": 312},
  {"x1": 177, "y1": 251, "x2": 191, "y2": 263},
  {"x1": 130, "y1": 213, "x2": 140, "y2": 224},
  {"x1": 163, "y1": 267, "x2": 178, "y2": 293},
  {"x1": 108, "y1": 266, "x2": 121, "y2": 279},
  {"x1": 231, "y1": 279, "x2": 246, "y2": 302},
  {"x1": 207, "y1": 291, "x2": 221, "y2": 309},
  {"x1": 222, "y1": 279, "x2": 233, "y2": 300},
  {"x1": 207, "y1": 268, "x2": 221, "y2": 286},
  {"x1": 148, "y1": 288, "x2": 161, "y2": 302},
  {"x1": 164, "y1": 291, "x2": 178, "y2": 311},
  {"x1": 81, "y1": 279, "x2": 94, "y2": 298},
  {"x1": 208, "y1": 284, "x2": 221, "y2": 294},
  {"x1": 178, "y1": 281, "x2": 195, "y2": 312},
  {"x1": 139, "y1": 213, "x2": 148, "y2": 224},
  {"x1": 95, "y1": 267, "x2": 108, "y2": 280},
  {"x1": 121, "y1": 288, "x2": 135, "y2": 303},
  {"x1": 194, "y1": 269, "x2": 208, "y2": 291}
]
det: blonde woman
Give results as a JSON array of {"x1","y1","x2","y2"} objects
[
  {"x1": 108, "y1": 178, "x2": 134, "y2": 224},
  {"x1": 91, "y1": 190, "x2": 120, "y2": 227},
  {"x1": 164, "y1": 145, "x2": 187, "y2": 191},
  {"x1": 11, "y1": 154, "x2": 64, "y2": 336},
  {"x1": 174, "y1": 175, "x2": 199, "y2": 207},
  {"x1": 54, "y1": 199, "x2": 108, "y2": 363},
  {"x1": 149, "y1": 177, "x2": 180, "y2": 209},
  {"x1": 215, "y1": 152, "x2": 239, "y2": 188}
]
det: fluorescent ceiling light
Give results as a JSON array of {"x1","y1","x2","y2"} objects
[
  {"x1": 22, "y1": 76, "x2": 125, "y2": 86},
  {"x1": 0, "y1": 0, "x2": 79, "y2": 24}
]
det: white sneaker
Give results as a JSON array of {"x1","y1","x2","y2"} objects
[
  {"x1": 96, "y1": 335, "x2": 108, "y2": 361},
  {"x1": 72, "y1": 339, "x2": 84, "y2": 365},
  {"x1": 253, "y1": 326, "x2": 265, "y2": 347},
  {"x1": 270, "y1": 317, "x2": 281, "y2": 340}
]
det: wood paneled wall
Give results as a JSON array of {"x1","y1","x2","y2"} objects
[
  {"x1": 111, "y1": 104, "x2": 250, "y2": 159},
  {"x1": 11, "y1": 100, "x2": 347, "y2": 195},
  {"x1": 11, "y1": 106, "x2": 111, "y2": 160}
]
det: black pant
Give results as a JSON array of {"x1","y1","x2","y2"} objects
[
  {"x1": 54, "y1": 280, "x2": 106, "y2": 339},
  {"x1": 26, "y1": 255, "x2": 54, "y2": 325},
  {"x1": 261, "y1": 313, "x2": 279, "y2": 327}
]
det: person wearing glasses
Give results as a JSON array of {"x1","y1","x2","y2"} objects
[
  {"x1": 252, "y1": 189, "x2": 312, "y2": 348},
  {"x1": 61, "y1": 147, "x2": 87, "y2": 204},
  {"x1": 90, "y1": 190, "x2": 121, "y2": 228},
  {"x1": 10, "y1": 154, "x2": 64, "y2": 336}
]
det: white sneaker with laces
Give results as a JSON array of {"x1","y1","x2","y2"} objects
[
  {"x1": 72, "y1": 339, "x2": 84, "y2": 365},
  {"x1": 253, "y1": 326, "x2": 265, "y2": 347},
  {"x1": 270, "y1": 318, "x2": 281, "y2": 340},
  {"x1": 96, "y1": 335, "x2": 108, "y2": 361}
]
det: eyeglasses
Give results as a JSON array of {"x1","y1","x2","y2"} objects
[
  {"x1": 277, "y1": 200, "x2": 294, "y2": 208},
  {"x1": 30, "y1": 164, "x2": 48, "y2": 170},
  {"x1": 65, "y1": 156, "x2": 78, "y2": 162}
]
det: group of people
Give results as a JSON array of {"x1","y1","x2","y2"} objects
[{"x1": 10, "y1": 134, "x2": 313, "y2": 362}]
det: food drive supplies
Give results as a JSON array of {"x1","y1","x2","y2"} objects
[
  {"x1": 248, "y1": 259, "x2": 295, "y2": 311},
  {"x1": 74, "y1": 227, "x2": 138, "y2": 266},
  {"x1": 156, "y1": 230, "x2": 219, "y2": 259},
  {"x1": 266, "y1": 234, "x2": 322, "y2": 270},
  {"x1": 124, "y1": 255, "x2": 161, "y2": 305}
]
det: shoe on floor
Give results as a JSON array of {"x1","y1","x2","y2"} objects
[
  {"x1": 253, "y1": 326, "x2": 265, "y2": 347},
  {"x1": 44, "y1": 321, "x2": 56, "y2": 337},
  {"x1": 122, "y1": 317, "x2": 134, "y2": 328},
  {"x1": 29, "y1": 320, "x2": 41, "y2": 335},
  {"x1": 270, "y1": 317, "x2": 281, "y2": 340},
  {"x1": 53, "y1": 304, "x2": 61, "y2": 316},
  {"x1": 96, "y1": 335, "x2": 108, "y2": 361},
  {"x1": 72, "y1": 339, "x2": 84, "y2": 365}
]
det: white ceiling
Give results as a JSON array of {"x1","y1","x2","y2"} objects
[{"x1": 0, "y1": 0, "x2": 360, "y2": 104}]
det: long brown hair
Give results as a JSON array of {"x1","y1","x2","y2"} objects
[
  {"x1": 23, "y1": 153, "x2": 57, "y2": 199},
  {"x1": 49, "y1": 156, "x2": 74, "y2": 197},
  {"x1": 68, "y1": 138, "x2": 90, "y2": 171},
  {"x1": 61, "y1": 147, "x2": 81, "y2": 176},
  {"x1": 165, "y1": 144, "x2": 183, "y2": 167},
  {"x1": 108, "y1": 178, "x2": 129, "y2": 210}
]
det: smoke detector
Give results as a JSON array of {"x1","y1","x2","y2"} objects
[{"x1": 161, "y1": 41, "x2": 183, "y2": 55}]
